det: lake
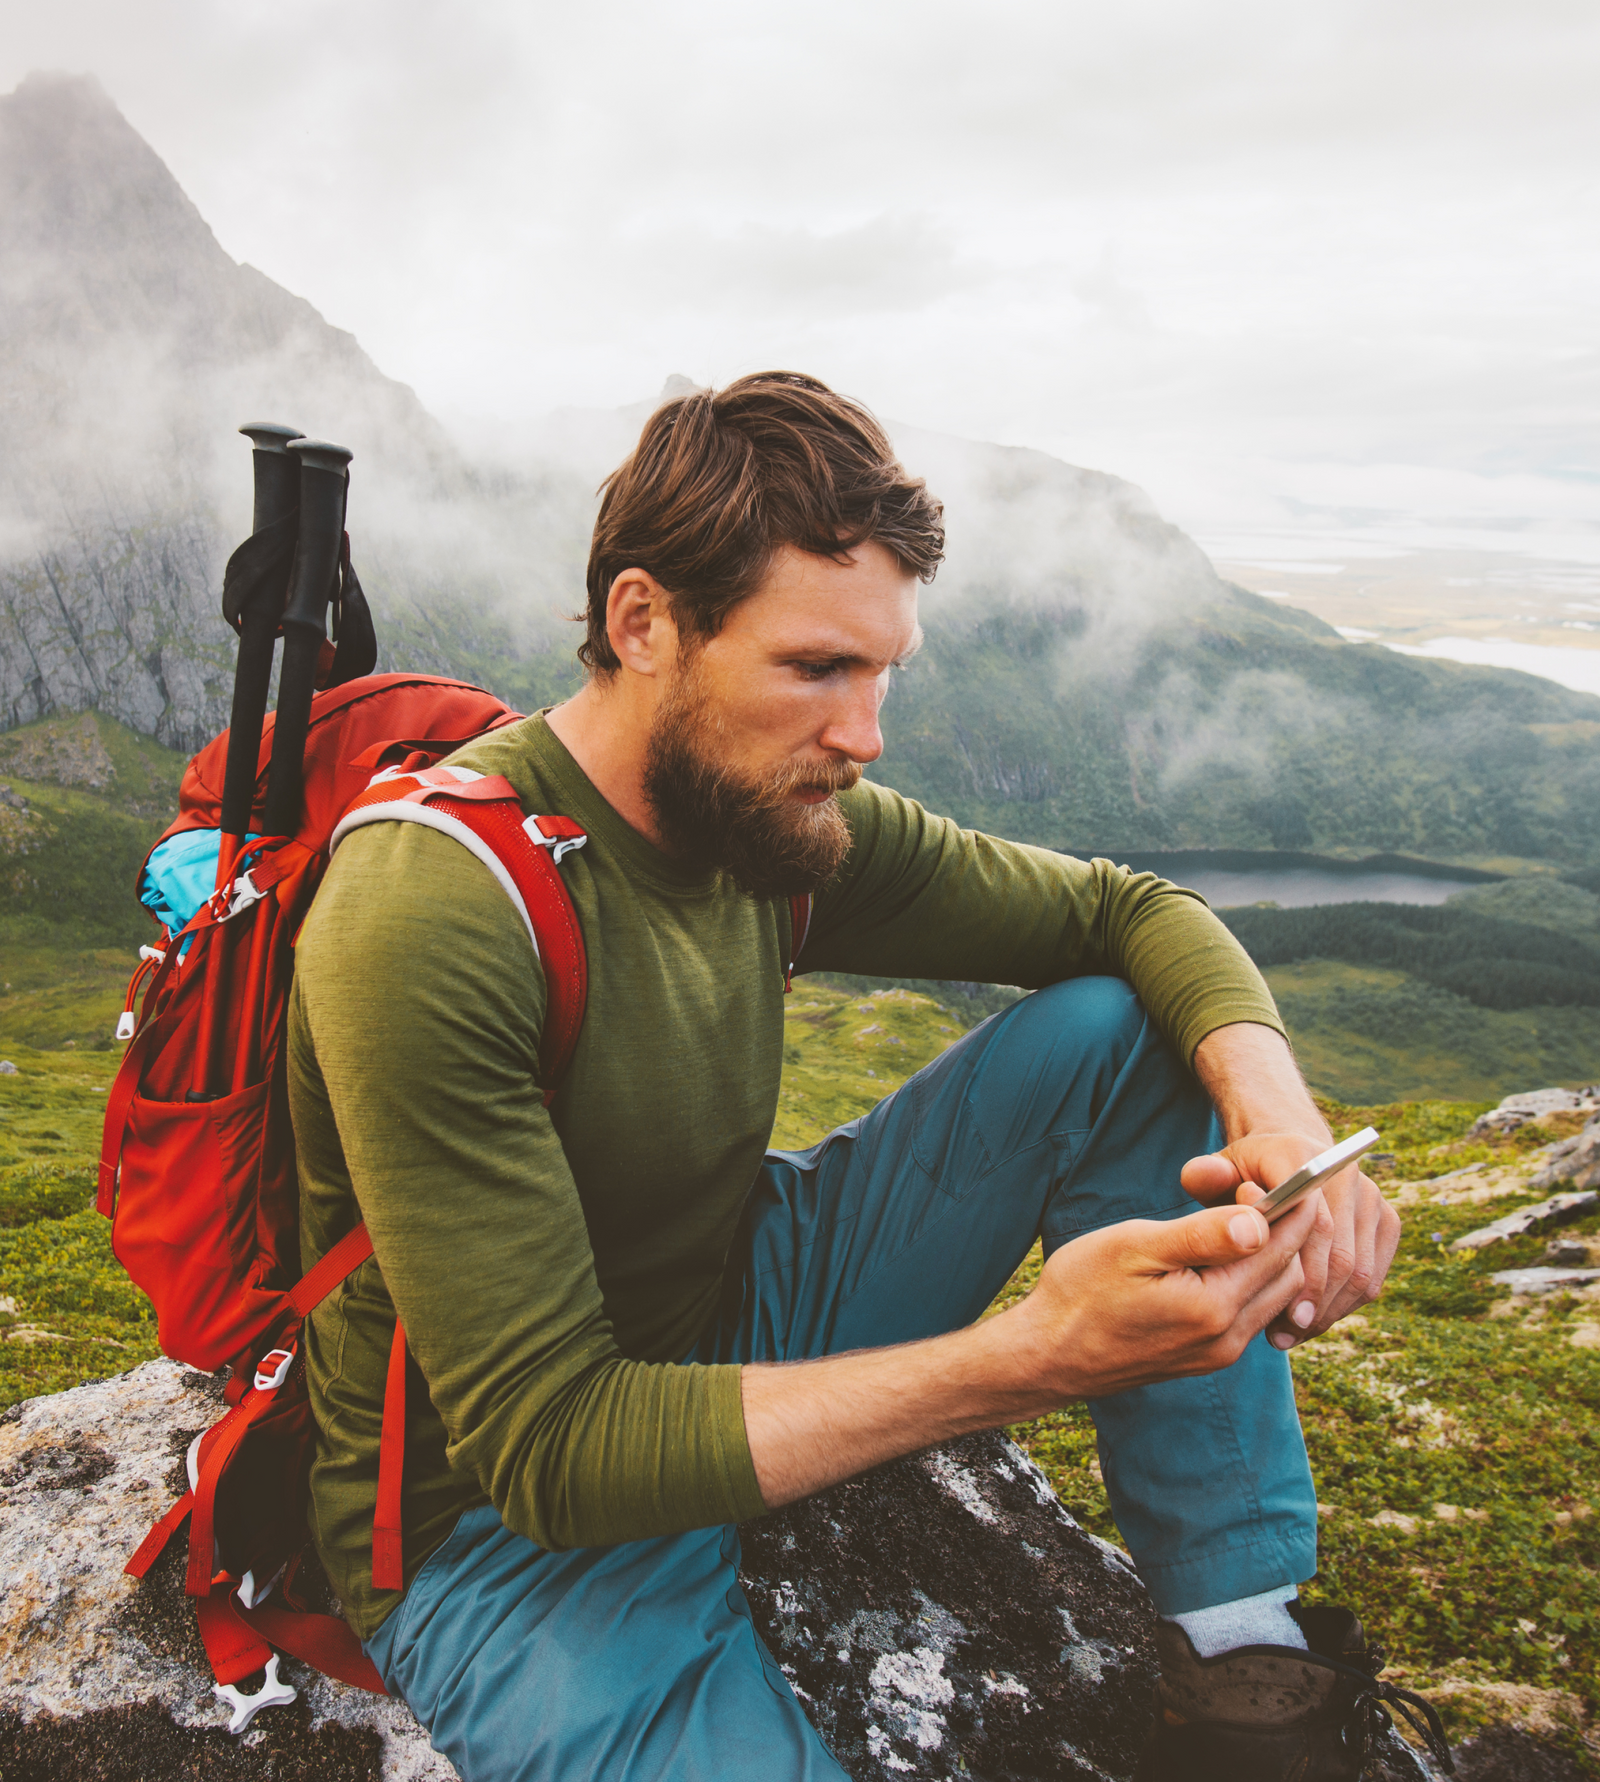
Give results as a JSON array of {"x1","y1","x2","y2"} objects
[{"x1": 1090, "y1": 849, "x2": 1498, "y2": 911}]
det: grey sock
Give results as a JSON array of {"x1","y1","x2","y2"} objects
[{"x1": 1165, "y1": 1585, "x2": 1308, "y2": 1658}]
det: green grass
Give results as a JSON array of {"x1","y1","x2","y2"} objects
[
  {"x1": 0, "y1": 941, "x2": 146, "y2": 1052},
  {"x1": 1265, "y1": 959, "x2": 1600, "y2": 1103},
  {"x1": 986, "y1": 1097, "x2": 1600, "y2": 1766},
  {"x1": 5, "y1": 1014, "x2": 1597, "y2": 1763},
  {"x1": 0, "y1": 711, "x2": 184, "y2": 951},
  {"x1": 0, "y1": 1044, "x2": 161, "y2": 1410},
  {"x1": 773, "y1": 982, "x2": 969, "y2": 1147}
]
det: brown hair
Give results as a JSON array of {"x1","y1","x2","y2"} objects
[{"x1": 581, "y1": 371, "x2": 945, "y2": 674}]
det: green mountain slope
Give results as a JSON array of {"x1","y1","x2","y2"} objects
[
  {"x1": 1215, "y1": 883, "x2": 1600, "y2": 1100},
  {"x1": 0, "y1": 713, "x2": 185, "y2": 1052},
  {"x1": 871, "y1": 582, "x2": 1600, "y2": 870}
]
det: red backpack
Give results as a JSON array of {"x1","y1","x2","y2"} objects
[{"x1": 99, "y1": 671, "x2": 813, "y2": 1731}]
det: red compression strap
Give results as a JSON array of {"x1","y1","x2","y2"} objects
[
  {"x1": 195, "y1": 1587, "x2": 275, "y2": 1686},
  {"x1": 124, "y1": 1489, "x2": 195, "y2": 1579},
  {"x1": 186, "y1": 1389, "x2": 281, "y2": 1597},
  {"x1": 371, "y1": 1320, "x2": 408, "y2": 1592},
  {"x1": 413, "y1": 770, "x2": 520, "y2": 801},
  {"x1": 288, "y1": 1220, "x2": 376, "y2": 1319},
  {"x1": 239, "y1": 1602, "x2": 388, "y2": 1694}
]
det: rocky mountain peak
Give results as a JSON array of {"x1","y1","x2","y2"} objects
[
  {"x1": 0, "y1": 72, "x2": 230, "y2": 333},
  {"x1": 0, "y1": 70, "x2": 456, "y2": 509}
]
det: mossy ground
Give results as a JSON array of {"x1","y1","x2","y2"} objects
[
  {"x1": 4, "y1": 980, "x2": 1596, "y2": 1763},
  {"x1": 0, "y1": 1044, "x2": 162, "y2": 1406}
]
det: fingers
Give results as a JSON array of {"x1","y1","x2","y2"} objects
[
  {"x1": 1143, "y1": 1192, "x2": 1321, "y2": 1307},
  {"x1": 1319, "y1": 1175, "x2": 1400, "y2": 1329},
  {"x1": 1315, "y1": 1175, "x2": 1376, "y2": 1330},
  {"x1": 1146, "y1": 1201, "x2": 1268, "y2": 1270},
  {"x1": 1232, "y1": 1246, "x2": 1308, "y2": 1345},
  {"x1": 1266, "y1": 1191, "x2": 1333, "y2": 1348},
  {"x1": 1180, "y1": 1152, "x2": 1244, "y2": 1205},
  {"x1": 1266, "y1": 1172, "x2": 1404, "y2": 1346}
]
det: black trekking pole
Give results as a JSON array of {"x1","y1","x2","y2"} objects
[
  {"x1": 217, "y1": 422, "x2": 304, "y2": 886},
  {"x1": 261, "y1": 441, "x2": 353, "y2": 838}
]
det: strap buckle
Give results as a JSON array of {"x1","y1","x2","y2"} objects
[
  {"x1": 214, "y1": 1651, "x2": 297, "y2": 1735},
  {"x1": 524, "y1": 814, "x2": 587, "y2": 865},
  {"x1": 206, "y1": 868, "x2": 265, "y2": 924},
  {"x1": 253, "y1": 1345, "x2": 296, "y2": 1393}
]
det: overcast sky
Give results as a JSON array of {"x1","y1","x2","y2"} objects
[{"x1": 3, "y1": 0, "x2": 1596, "y2": 557}]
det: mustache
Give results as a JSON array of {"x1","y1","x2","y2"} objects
[{"x1": 761, "y1": 756, "x2": 863, "y2": 802}]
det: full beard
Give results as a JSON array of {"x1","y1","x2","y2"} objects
[{"x1": 643, "y1": 658, "x2": 859, "y2": 899}]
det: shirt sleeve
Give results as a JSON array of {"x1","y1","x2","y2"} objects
[
  {"x1": 290, "y1": 821, "x2": 766, "y2": 1552},
  {"x1": 803, "y1": 778, "x2": 1284, "y2": 1064}
]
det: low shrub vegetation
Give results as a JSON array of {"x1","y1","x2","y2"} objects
[{"x1": 4, "y1": 978, "x2": 1596, "y2": 1764}]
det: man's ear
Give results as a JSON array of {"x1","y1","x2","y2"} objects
[{"x1": 606, "y1": 569, "x2": 677, "y2": 678}]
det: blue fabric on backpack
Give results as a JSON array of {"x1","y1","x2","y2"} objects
[{"x1": 139, "y1": 830, "x2": 261, "y2": 933}]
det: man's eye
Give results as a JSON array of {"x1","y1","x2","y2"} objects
[{"x1": 795, "y1": 661, "x2": 841, "y2": 681}]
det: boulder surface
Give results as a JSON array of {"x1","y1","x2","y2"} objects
[{"x1": 4, "y1": 1357, "x2": 1562, "y2": 1780}]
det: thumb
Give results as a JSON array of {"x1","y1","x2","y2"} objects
[{"x1": 1146, "y1": 1204, "x2": 1270, "y2": 1271}]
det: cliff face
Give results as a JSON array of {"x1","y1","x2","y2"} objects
[
  {"x1": 0, "y1": 71, "x2": 459, "y2": 502},
  {"x1": 0, "y1": 72, "x2": 580, "y2": 751}
]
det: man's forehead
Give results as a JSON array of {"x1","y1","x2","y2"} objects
[{"x1": 748, "y1": 542, "x2": 922, "y2": 655}]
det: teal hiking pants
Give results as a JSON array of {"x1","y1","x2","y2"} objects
[{"x1": 365, "y1": 977, "x2": 1317, "y2": 1780}]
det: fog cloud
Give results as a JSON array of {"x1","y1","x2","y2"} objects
[{"x1": 1, "y1": 0, "x2": 1594, "y2": 552}]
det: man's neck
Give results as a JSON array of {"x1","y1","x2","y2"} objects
[{"x1": 544, "y1": 678, "x2": 663, "y2": 847}]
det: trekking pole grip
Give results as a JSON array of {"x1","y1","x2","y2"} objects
[
  {"x1": 263, "y1": 442, "x2": 353, "y2": 837},
  {"x1": 219, "y1": 424, "x2": 302, "y2": 846}
]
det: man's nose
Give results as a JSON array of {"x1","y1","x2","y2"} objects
[{"x1": 818, "y1": 677, "x2": 885, "y2": 764}]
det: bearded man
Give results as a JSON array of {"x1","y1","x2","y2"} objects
[{"x1": 290, "y1": 373, "x2": 1428, "y2": 1781}]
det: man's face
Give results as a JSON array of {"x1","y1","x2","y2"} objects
[{"x1": 643, "y1": 541, "x2": 922, "y2": 897}]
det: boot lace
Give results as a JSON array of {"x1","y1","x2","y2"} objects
[{"x1": 1335, "y1": 1653, "x2": 1455, "y2": 1777}]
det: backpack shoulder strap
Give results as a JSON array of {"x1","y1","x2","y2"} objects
[{"x1": 333, "y1": 766, "x2": 588, "y2": 1098}]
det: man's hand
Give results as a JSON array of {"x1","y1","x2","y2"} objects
[
  {"x1": 1188, "y1": 1024, "x2": 1402, "y2": 1348},
  {"x1": 1007, "y1": 1191, "x2": 1321, "y2": 1396},
  {"x1": 742, "y1": 1192, "x2": 1321, "y2": 1508},
  {"x1": 1181, "y1": 1140, "x2": 1398, "y2": 1347}
]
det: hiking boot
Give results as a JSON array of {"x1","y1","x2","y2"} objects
[{"x1": 1133, "y1": 1601, "x2": 1454, "y2": 1780}]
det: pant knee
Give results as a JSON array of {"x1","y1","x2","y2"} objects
[{"x1": 999, "y1": 975, "x2": 1146, "y2": 1067}]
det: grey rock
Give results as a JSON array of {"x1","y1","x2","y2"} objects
[
  {"x1": 1453, "y1": 1723, "x2": 1597, "y2": 1781},
  {"x1": 1449, "y1": 1191, "x2": 1600, "y2": 1251},
  {"x1": 0, "y1": 1363, "x2": 1457, "y2": 1781},
  {"x1": 0, "y1": 1356, "x2": 1166, "y2": 1779},
  {"x1": 738, "y1": 1434, "x2": 1161, "y2": 1778},
  {"x1": 2, "y1": 1362, "x2": 1169, "y2": 1780},
  {"x1": 0, "y1": 1360, "x2": 453, "y2": 1780},
  {"x1": 1468, "y1": 1089, "x2": 1600, "y2": 1141},
  {"x1": 1486, "y1": 1266, "x2": 1600, "y2": 1295},
  {"x1": 1529, "y1": 1116, "x2": 1600, "y2": 1194},
  {"x1": 0, "y1": 1061, "x2": 16, "y2": 1075}
]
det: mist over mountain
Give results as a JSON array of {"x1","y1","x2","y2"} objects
[
  {"x1": 0, "y1": 72, "x2": 588, "y2": 747},
  {"x1": 3, "y1": 70, "x2": 1599, "y2": 869}
]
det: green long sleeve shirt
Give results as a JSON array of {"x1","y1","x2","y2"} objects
[{"x1": 288, "y1": 713, "x2": 1283, "y2": 1636}]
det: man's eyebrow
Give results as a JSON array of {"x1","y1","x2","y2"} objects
[{"x1": 893, "y1": 627, "x2": 926, "y2": 668}]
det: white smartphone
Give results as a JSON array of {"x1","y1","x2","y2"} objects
[{"x1": 1254, "y1": 1127, "x2": 1381, "y2": 1223}]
